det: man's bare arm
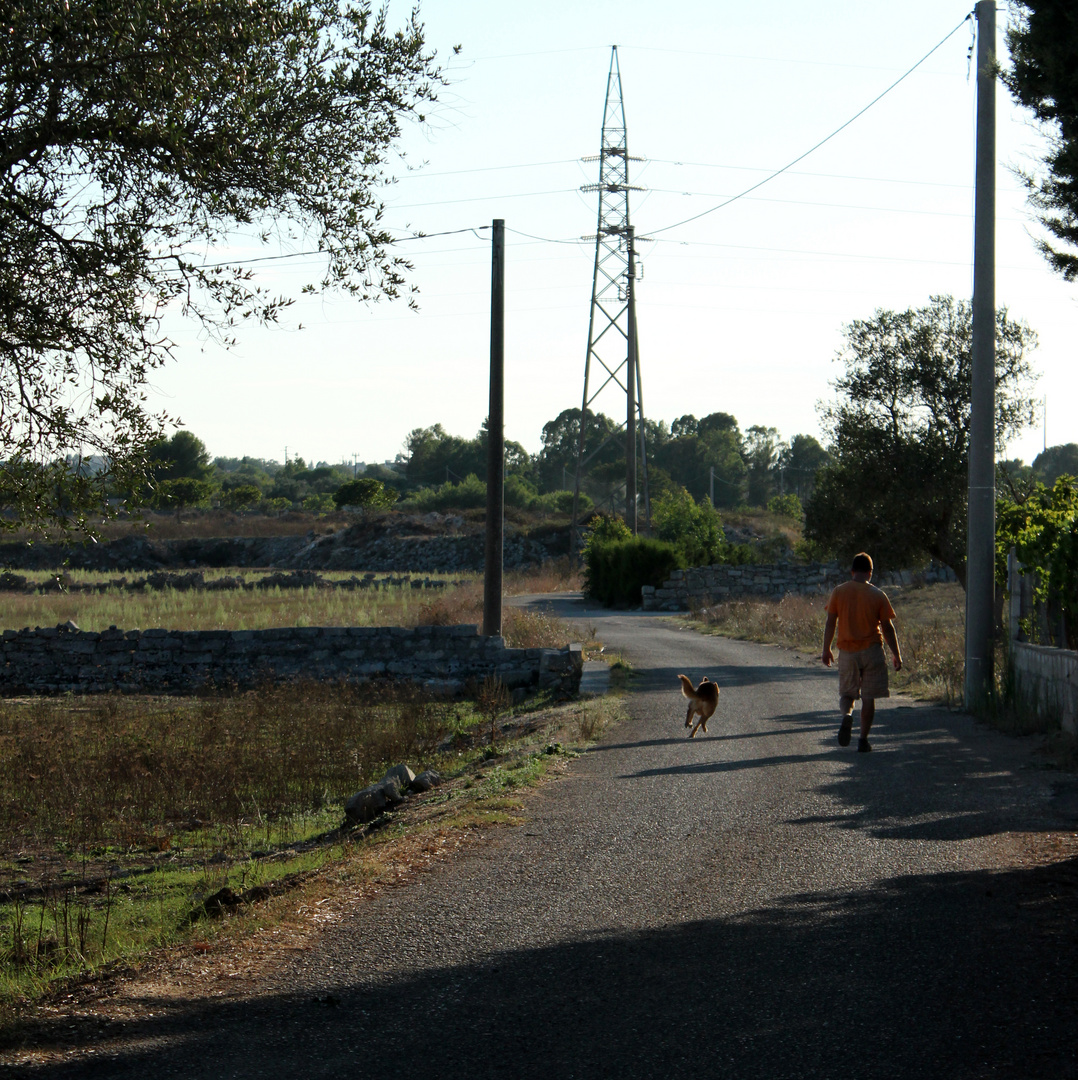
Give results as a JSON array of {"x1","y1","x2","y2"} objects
[
  {"x1": 822, "y1": 611, "x2": 837, "y2": 666},
  {"x1": 882, "y1": 619, "x2": 902, "y2": 670}
]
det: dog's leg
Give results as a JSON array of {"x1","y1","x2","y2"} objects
[{"x1": 685, "y1": 703, "x2": 694, "y2": 728}]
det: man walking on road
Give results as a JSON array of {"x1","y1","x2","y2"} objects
[{"x1": 821, "y1": 552, "x2": 902, "y2": 753}]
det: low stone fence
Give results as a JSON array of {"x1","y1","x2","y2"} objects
[
  {"x1": 1009, "y1": 642, "x2": 1078, "y2": 736},
  {"x1": 641, "y1": 560, "x2": 957, "y2": 611},
  {"x1": 0, "y1": 623, "x2": 583, "y2": 698}
]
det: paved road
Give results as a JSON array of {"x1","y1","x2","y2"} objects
[{"x1": 13, "y1": 599, "x2": 1078, "y2": 1078}]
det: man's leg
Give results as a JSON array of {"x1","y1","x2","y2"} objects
[
  {"x1": 838, "y1": 694, "x2": 855, "y2": 746},
  {"x1": 858, "y1": 697, "x2": 875, "y2": 751}
]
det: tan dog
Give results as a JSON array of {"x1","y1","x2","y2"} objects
[{"x1": 678, "y1": 674, "x2": 719, "y2": 737}]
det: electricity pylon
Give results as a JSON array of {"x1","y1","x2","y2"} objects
[{"x1": 570, "y1": 45, "x2": 650, "y2": 558}]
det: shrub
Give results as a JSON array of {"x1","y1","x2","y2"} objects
[
  {"x1": 404, "y1": 474, "x2": 487, "y2": 512},
  {"x1": 152, "y1": 477, "x2": 214, "y2": 510},
  {"x1": 582, "y1": 512, "x2": 632, "y2": 553},
  {"x1": 652, "y1": 486, "x2": 726, "y2": 566},
  {"x1": 505, "y1": 473, "x2": 538, "y2": 510},
  {"x1": 302, "y1": 493, "x2": 336, "y2": 515},
  {"x1": 334, "y1": 477, "x2": 398, "y2": 510},
  {"x1": 220, "y1": 484, "x2": 262, "y2": 511},
  {"x1": 535, "y1": 489, "x2": 592, "y2": 515},
  {"x1": 583, "y1": 536, "x2": 684, "y2": 607},
  {"x1": 767, "y1": 493, "x2": 803, "y2": 520}
]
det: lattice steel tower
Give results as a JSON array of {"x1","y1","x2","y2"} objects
[{"x1": 570, "y1": 45, "x2": 650, "y2": 554}]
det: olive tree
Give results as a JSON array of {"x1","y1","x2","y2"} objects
[{"x1": 0, "y1": 0, "x2": 441, "y2": 533}]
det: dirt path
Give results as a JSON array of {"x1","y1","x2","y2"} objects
[{"x1": 6, "y1": 598, "x2": 1078, "y2": 1077}]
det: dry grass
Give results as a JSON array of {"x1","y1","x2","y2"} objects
[
  {"x1": 0, "y1": 572, "x2": 458, "y2": 633},
  {"x1": 0, "y1": 562, "x2": 583, "y2": 639},
  {"x1": 415, "y1": 572, "x2": 587, "y2": 651},
  {"x1": 0, "y1": 685, "x2": 454, "y2": 861},
  {"x1": 0, "y1": 557, "x2": 594, "y2": 1008},
  {"x1": 6, "y1": 510, "x2": 352, "y2": 543},
  {"x1": 689, "y1": 582, "x2": 967, "y2": 704},
  {"x1": 0, "y1": 682, "x2": 622, "y2": 1011}
]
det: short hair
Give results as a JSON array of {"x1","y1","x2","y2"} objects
[{"x1": 851, "y1": 552, "x2": 873, "y2": 573}]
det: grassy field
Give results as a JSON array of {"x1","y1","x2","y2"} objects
[
  {"x1": 0, "y1": 683, "x2": 621, "y2": 1014},
  {"x1": 0, "y1": 564, "x2": 582, "y2": 643},
  {"x1": 684, "y1": 582, "x2": 967, "y2": 704},
  {"x1": 0, "y1": 561, "x2": 595, "y2": 1013}
]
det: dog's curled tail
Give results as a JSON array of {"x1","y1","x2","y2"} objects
[{"x1": 678, "y1": 673, "x2": 696, "y2": 698}]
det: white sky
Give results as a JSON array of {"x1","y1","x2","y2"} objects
[{"x1": 154, "y1": 0, "x2": 1077, "y2": 472}]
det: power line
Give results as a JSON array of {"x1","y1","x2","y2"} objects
[
  {"x1": 643, "y1": 13, "x2": 974, "y2": 238},
  {"x1": 646, "y1": 158, "x2": 974, "y2": 191},
  {"x1": 644, "y1": 188, "x2": 978, "y2": 219},
  {"x1": 394, "y1": 158, "x2": 579, "y2": 179}
]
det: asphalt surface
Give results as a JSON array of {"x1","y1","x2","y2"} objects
[{"x1": 9, "y1": 598, "x2": 1078, "y2": 1078}]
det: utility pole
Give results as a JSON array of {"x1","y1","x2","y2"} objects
[
  {"x1": 483, "y1": 219, "x2": 505, "y2": 638},
  {"x1": 710, "y1": 466, "x2": 715, "y2": 507},
  {"x1": 625, "y1": 227, "x2": 637, "y2": 533},
  {"x1": 965, "y1": 0, "x2": 996, "y2": 708}
]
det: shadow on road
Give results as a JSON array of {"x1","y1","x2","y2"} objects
[{"x1": 8, "y1": 856, "x2": 1076, "y2": 1079}]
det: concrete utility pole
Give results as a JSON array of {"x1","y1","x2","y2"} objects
[
  {"x1": 965, "y1": 0, "x2": 996, "y2": 708},
  {"x1": 483, "y1": 219, "x2": 505, "y2": 638},
  {"x1": 625, "y1": 228, "x2": 637, "y2": 533}
]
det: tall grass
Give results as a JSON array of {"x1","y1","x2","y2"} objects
[
  {"x1": 0, "y1": 686, "x2": 460, "y2": 864},
  {"x1": 0, "y1": 683, "x2": 471, "y2": 1001},
  {"x1": 691, "y1": 583, "x2": 967, "y2": 704}
]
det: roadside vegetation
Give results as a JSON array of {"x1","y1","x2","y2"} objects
[
  {"x1": 0, "y1": 563, "x2": 581, "y2": 643},
  {"x1": 0, "y1": 561, "x2": 602, "y2": 1016},
  {"x1": 0, "y1": 680, "x2": 622, "y2": 1019},
  {"x1": 684, "y1": 583, "x2": 966, "y2": 706}
]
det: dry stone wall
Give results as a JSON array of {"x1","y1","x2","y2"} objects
[
  {"x1": 0, "y1": 623, "x2": 583, "y2": 698},
  {"x1": 642, "y1": 561, "x2": 957, "y2": 611}
]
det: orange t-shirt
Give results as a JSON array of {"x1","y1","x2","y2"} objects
[{"x1": 825, "y1": 580, "x2": 896, "y2": 652}]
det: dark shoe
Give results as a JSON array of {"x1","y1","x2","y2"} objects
[
  {"x1": 857, "y1": 737, "x2": 872, "y2": 753},
  {"x1": 838, "y1": 715, "x2": 853, "y2": 747}
]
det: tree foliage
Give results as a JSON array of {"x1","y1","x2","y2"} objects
[
  {"x1": 1032, "y1": 443, "x2": 1078, "y2": 487},
  {"x1": 146, "y1": 431, "x2": 214, "y2": 484},
  {"x1": 404, "y1": 423, "x2": 530, "y2": 490},
  {"x1": 804, "y1": 296, "x2": 1038, "y2": 582},
  {"x1": 777, "y1": 435, "x2": 830, "y2": 499},
  {"x1": 1, "y1": 0, "x2": 440, "y2": 533},
  {"x1": 652, "y1": 412, "x2": 745, "y2": 508},
  {"x1": 997, "y1": 476, "x2": 1078, "y2": 647},
  {"x1": 334, "y1": 478, "x2": 398, "y2": 510},
  {"x1": 651, "y1": 487, "x2": 726, "y2": 566},
  {"x1": 1004, "y1": 1, "x2": 1078, "y2": 279}
]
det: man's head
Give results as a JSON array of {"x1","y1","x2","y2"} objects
[{"x1": 851, "y1": 552, "x2": 873, "y2": 581}]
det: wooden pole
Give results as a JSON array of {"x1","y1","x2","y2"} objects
[{"x1": 483, "y1": 220, "x2": 505, "y2": 638}]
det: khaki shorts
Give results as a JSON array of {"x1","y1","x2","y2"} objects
[{"x1": 838, "y1": 643, "x2": 890, "y2": 701}]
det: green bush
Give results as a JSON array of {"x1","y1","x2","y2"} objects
[
  {"x1": 334, "y1": 477, "x2": 398, "y2": 510},
  {"x1": 151, "y1": 477, "x2": 214, "y2": 510},
  {"x1": 535, "y1": 489, "x2": 592, "y2": 515},
  {"x1": 221, "y1": 484, "x2": 262, "y2": 511},
  {"x1": 767, "y1": 493, "x2": 803, "y2": 520},
  {"x1": 583, "y1": 536, "x2": 684, "y2": 607},
  {"x1": 302, "y1": 493, "x2": 336, "y2": 515},
  {"x1": 404, "y1": 474, "x2": 487, "y2": 512},
  {"x1": 651, "y1": 486, "x2": 726, "y2": 566},
  {"x1": 505, "y1": 473, "x2": 538, "y2": 510}
]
